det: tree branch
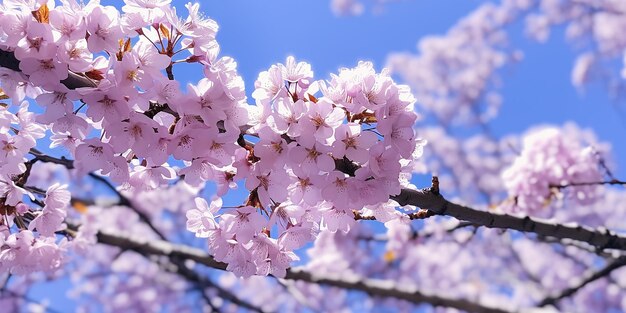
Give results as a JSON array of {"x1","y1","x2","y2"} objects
[
  {"x1": 538, "y1": 256, "x2": 626, "y2": 307},
  {"x1": 549, "y1": 180, "x2": 626, "y2": 188},
  {"x1": 27, "y1": 150, "x2": 265, "y2": 312},
  {"x1": 92, "y1": 229, "x2": 513, "y2": 313},
  {"x1": 391, "y1": 187, "x2": 626, "y2": 251},
  {"x1": 160, "y1": 258, "x2": 267, "y2": 313},
  {"x1": 29, "y1": 149, "x2": 167, "y2": 241},
  {"x1": 87, "y1": 172, "x2": 168, "y2": 241}
]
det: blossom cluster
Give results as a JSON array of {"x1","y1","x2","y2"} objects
[
  {"x1": 0, "y1": 102, "x2": 45, "y2": 194},
  {"x1": 0, "y1": 0, "x2": 423, "y2": 277},
  {"x1": 0, "y1": 0, "x2": 248, "y2": 190},
  {"x1": 0, "y1": 0, "x2": 238, "y2": 273},
  {"x1": 185, "y1": 58, "x2": 423, "y2": 277},
  {"x1": 0, "y1": 102, "x2": 73, "y2": 273},
  {"x1": 0, "y1": 183, "x2": 70, "y2": 273},
  {"x1": 502, "y1": 124, "x2": 608, "y2": 215}
]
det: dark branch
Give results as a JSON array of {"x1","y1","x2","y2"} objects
[
  {"x1": 29, "y1": 149, "x2": 74, "y2": 169},
  {"x1": 549, "y1": 180, "x2": 626, "y2": 189},
  {"x1": 162, "y1": 259, "x2": 267, "y2": 313},
  {"x1": 538, "y1": 256, "x2": 626, "y2": 307},
  {"x1": 391, "y1": 187, "x2": 626, "y2": 251},
  {"x1": 86, "y1": 172, "x2": 167, "y2": 241},
  {"x1": 92, "y1": 229, "x2": 512, "y2": 313}
]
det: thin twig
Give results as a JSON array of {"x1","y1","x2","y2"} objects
[
  {"x1": 549, "y1": 180, "x2": 626, "y2": 189},
  {"x1": 538, "y1": 256, "x2": 626, "y2": 307}
]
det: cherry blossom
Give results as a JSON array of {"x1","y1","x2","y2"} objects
[{"x1": 0, "y1": 1, "x2": 624, "y2": 312}]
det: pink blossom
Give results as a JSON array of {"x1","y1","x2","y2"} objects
[
  {"x1": 267, "y1": 98, "x2": 307, "y2": 137},
  {"x1": 172, "y1": 2, "x2": 218, "y2": 38},
  {"x1": 186, "y1": 197, "x2": 220, "y2": 238},
  {"x1": 288, "y1": 168, "x2": 323, "y2": 206},
  {"x1": 320, "y1": 203, "x2": 355, "y2": 233},
  {"x1": 145, "y1": 77, "x2": 181, "y2": 105},
  {"x1": 0, "y1": 133, "x2": 30, "y2": 164},
  {"x1": 252, "y1": 234, "x2": 298, "y2": 278},
  {"x1": 123, "y1": 0, "x2": 172, "y2": 13},
  {"x1": 127, "y1": 164, "x2": 176, "y2": 191},
  {"x1": 169, "y1": 119, "x2": 217, "y2": 161},
  {"x1": 49, "y1": 5, "x2": 87, "y2": 41},
  {"x1": 378, "y1": 112, "x2": 417, "y2": 159},
  {"x1": 213, "y1": 167, "x2": 238, "y2": 196},
  {"x1": 113, "y1": 53, "x2": 153, "y2": 91},
  {"x1": 179, "y1": 158, "x2": 214, "y2": 186},
  {"x1": 1, "y1": 11, "x2": 31, "y2": 47},
  {"x1": 332, "y1": 123, "x2": 378, "y2": 164},
  {"x1": 280, "y1": 56, "x2": 314, "y2": 98},
  {"x1": 19, "y1": 58, "x2": 69, "y2": 88},
  {"x1": 144, "y1": 134, "x2": 171, "y2": 166},
  {"x1": 133, "y1": 39, "x2": 171, "y2": 76},
  {"x1": 50, "y1": 114, "x2": 90, "y2": 141},
  {"x1": 35, "y1": 90, "x2": 75, "y2": 124},
  {"x1": 352, "y1": 71, "x2": 391, "y2": 112},
  {"x1": 224, "y1": 243, "x2": 256, "y2": 278},
  {"x1": 502, "y1": 125, "x2": 606, "y2": 215},
  {"x1": 245, "y1": 167, "x2": 289, "y2": 206},
  {"x1": 368, "y1": 142, "x2": 401, "y2": 179},
  {"x1": 289, "y1": 143, "x2": 335, "y2": 175},
  {"x1": 277, "y1": 223, "x2": 317, "y2": 251},
  {"x1": 74, "y1": 138, "x2": 115, "y2": 174},
  {"x1": 253, "y1": 126, "x2": 289, "y2": 170},
  {"x1": 183, "y1": 78, "x2": 228, "y2": 124},
  {"x1": 14, "y1": 22, "x2": 55, "y2": 60},
  {"x1": 221, "y1": 206, "x2": 266, "y2": 243},
  {"x1": 104, "y1": 156, "x2": 131, "y2": 184},
  {"x1": 297, "y1": 99, "x2": 345, "y2": 147},
  {"x1": 252, "y1": 64, "x2": 286, "y2": 106},
  {"x1": 0, "y1": 180, "x2": 32, "y2": 206},
  {"x1": 105, "y1": 112, "x2": 160, "y2": 155},
  {"x1": 86, "y1": 5, "x2": 124, "y2": 53},
  {"x1": 322, "y1": 171, "x2": 352, "y2": 209},
  {"x1": 29, "y1": 184, "x2": 69, "y2": 237},
  {"x1": 83, "y1": 91, "x2": 131, "y2": 124}
]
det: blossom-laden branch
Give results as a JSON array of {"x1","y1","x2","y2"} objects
[
  {"x1": 31, "y1": 151, "x2": 626, "y2": 252},
  {"x1": 91, "y1": 227, "x2": 513, "y2": 313},
  {"x1": 0, "y1": 49, "x2": 96, "y2": 89},
  {"x1": 28, "y1": 149, "x2": 168, "y2": 241},
  {"x1": 25, "y1": 150, "x2": 264, "y2": 312}
]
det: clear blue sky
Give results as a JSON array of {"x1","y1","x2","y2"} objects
[{"x1": 27, "y1": 0, "x2": 626, "y2": 311}]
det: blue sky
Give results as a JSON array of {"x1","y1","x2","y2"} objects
[{"x1": 25, "y1": 0, "x2": 626, "y2": 311}]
